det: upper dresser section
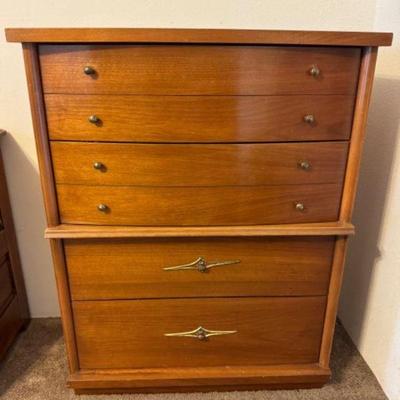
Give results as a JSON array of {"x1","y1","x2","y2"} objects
[{"x1": 39, "y1": 45, "x2": 360, "y2": 143}]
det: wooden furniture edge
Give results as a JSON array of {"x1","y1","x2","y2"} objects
[
  {"x1": 0, "y1": 147, "x2": 29, "y2": 320},
  {"x1": 45, "y1": 222, "x2": 355, "y2": 239},
  {"x1": 0, "y1": 296, "x2": 25, "y2": 359},
  {"x1": 319, "y1": 47, "x2": 379, "y2": 367},
  {"x1": 340, "y1": 47, "x2": 379, "y2": 220},
  {"x1": 49, "y1": 239, "x2": 80, "y2": 372},
  {"x1": 5, "y1": 28, "x2": 393, "y2": 46},
  {"x1": 22, "y1": 44, "x2": 79, "y2": 372},
  {"x1": 22, "y1": 43, "x2": 59, "y2": 226},
  {"x1": 67, "y1": 364, "x2": 331, "y2": 391}
]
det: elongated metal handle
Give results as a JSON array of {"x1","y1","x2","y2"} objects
[
  {"x1": 165, "y1": 326, "x2": 237, "y2": 341},
  {"x1": 163, "y1": 257, "x2": 240, "y2": 273}
]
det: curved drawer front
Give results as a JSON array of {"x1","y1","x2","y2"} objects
[
  {"x1": 73, "y1": 297, "x2": 326, "y2": 369},
  {"x1": 65, "y1": 237, "x2": 334, "y2": 300},
  {"x1": 57, "y1": 183, "x2": 342, "y2": 226},
  {"x1": 39, "y1": 45, "x2": 360, "y2": 95},
  {"x1": 45, "y1": 94, "x2": 355, "y2": 142},
  {"x1": 51, "y1": 142, "x2": 348, "y2": 187}
]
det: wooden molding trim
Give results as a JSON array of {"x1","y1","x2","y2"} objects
[
  {"x1": 340, "y1": 47, "x2": 378, "y2": 221},
  {"x1": 68, "y1": 364, "x2": 331, "y2": 391},
  {"x1": 22, "y1": 43, "x2": 59, "y2": 226},
  {"x1": 6, "y1": 28, "x2": 393, "y2": 46},
  {"x1": 49, "y1": 239, "x2": 79, "y2": 373},
  {"x1": 45, "y1": 222, "x2": 355, "y2": 239}
]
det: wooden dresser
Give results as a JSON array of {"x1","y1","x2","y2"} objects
[
  {"x1": 0, "y1": 130, "x2": 29, "y2": 359},
  {"x1": 6, "y1": 28, "x2": 392, "y2": 393}
]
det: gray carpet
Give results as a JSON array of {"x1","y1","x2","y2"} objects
[{"x1": 0, "y1": 319, "x2": 387, "y2": 399}]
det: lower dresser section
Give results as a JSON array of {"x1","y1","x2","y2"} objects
[
  {"x1": 72, "y1": 297, "x2": 326, "y2": 370},
  {"x1": 65, "y1": 235, "x2": 331, "y2": 390}
]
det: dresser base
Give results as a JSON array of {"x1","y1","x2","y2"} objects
[{"x1": 68, "y1": 364, "x2": 331, "y2": 394}]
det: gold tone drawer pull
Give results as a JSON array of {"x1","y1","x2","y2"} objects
[
  {"x1": 295, "y1": 202, "x2": 305, "y2": 212},
  {"x1": 298, "y1": 160, "x2": 311, "y2": 171},
  {"x1": 84, "y1": 66, "x2": 96, "y2": 75},
  {"x1": 88, "y1": 115, "x2": 100, "y2": 124},
  {"x1": 165, "y1": 326, "x2": 237, "y2": 341},
  {"x1": 163, "y1": 257, "x2": 240, "y2": 273},
  {"x1": 303, "y1": 114, "x2": 315, "y2": 124},
  {"x1": 93, "y1": 161, "x2": 105, "y2": 171},
  {"x1": 309, "y1": 65, "x2": 320, "y2": 77},
  {"x1": 97, "y1": 204, "x2": 108, "y2": 212}
]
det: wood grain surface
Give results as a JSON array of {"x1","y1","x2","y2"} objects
[
  {"x1": 5, "y1": 28, "x2": 393, "y2": 46},
  {"x1": 73, "y1": 296, "x2": 326, "y2": 369},
  {"x1": 57, "y1": 183, "x2": 343, "y2": 226},
  {"x1": 65, "y1": 236, "x2": 334, "y2": 300},
  {"x1": 45, "y1": 94, "x2": 355, "y2": 142},
  {"x1": 39, "y1": 45, "x2": 360, "y2": 95},
  {"x1": 51, "y1": 142, "x2": 348, "y2": 187}
]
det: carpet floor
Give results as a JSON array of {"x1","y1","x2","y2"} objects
[{"x1": 0, "y1": 319, "x2": 387, "y2": 400}]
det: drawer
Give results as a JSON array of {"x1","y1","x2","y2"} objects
[
  {"x1": 65, "y1": 237, "x2": 334, "y2": 300},
  {"x1": 45, "y1": 94, "x2": 355, "y2": 142},
  {"x1": 73, "y1": 297, "x2": 326, "y2": 369},
  {"x1": 51, "y1": 142, "x2": 348, "y2": 187},
  {"x1": 0, "y1": 259, "x2": 14, "y2": 310},
  {"x1": 39, "y1": 45, "x2": 360, "y2": 95},
  {"x1": 0, "y1": 230, "x2": 7, "y2": 261},
  {"x1": 57, "y1": 183, "x2": 342, "y2": 226}
]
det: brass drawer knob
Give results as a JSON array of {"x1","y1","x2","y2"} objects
[
  {"x1": 83, "y1": 66, "x2": 96, "y2": 75},
  {"x1": 165, "y1": 326, "x2": 237, "y2": 340},
  {"x1": 309, "y1": 65, "x2": 320, "y2": 77},
  {"x1": 93, "y1": 161, "x2": 105, "y2": 170},
  {"x1": 88, "y1": 115, "x2": 100, "y2": 124},
  {"x1": 295, "y1": 202, "x2": 305, "y2": 212},
  {"x1": 97, "y1": 204, "x2": 108, "y2": 212},
  {"x1": 298, "y1": 160, "x2": 311, "y2": 171},
  {"x1": 303, "y1": 114, "x2": 315, "y2": 124},
  {"x1": 163, "y1": 257, "x2": 241, "y2": 272}
]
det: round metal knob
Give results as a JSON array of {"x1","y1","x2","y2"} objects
[
  {"x1": 93, "y1": 162, "x2": 104, "y2": 170},
  {"x1": 88, "y1": 115, "x2": 100, "y2": 124},
  {"x1": 83, "y1": 66, "x2": 96, "y2": 75},
  {"x1": 295, "y1": 202, "x2": 305, "y2": 212},
  {"x1": 97, "y1": 204, "x2": 108, "y2": 212},
  {"x1": 309, "y1": 65, "x2": 320, "y2": 77},
  {"x1": 298, "y1": 160, "x2": 311, "y2": 171},
  {"x1": 303, "y1": 114, "x2": 315, "y2": 124}
]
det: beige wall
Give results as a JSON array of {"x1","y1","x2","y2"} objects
[
  {"x1": 338, "y1": 1, "x2": 400, "y2": 399},
  {"x1": 0, "y1": 0, "x2": 398, "y2": 399}
]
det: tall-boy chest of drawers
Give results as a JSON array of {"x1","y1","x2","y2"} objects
[{"x1": 6, "y1": 28, "x2": 392, "y2": 393}]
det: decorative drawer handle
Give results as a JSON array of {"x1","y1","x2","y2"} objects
[
  {"x1": 295, "y1": 202, "x2": 305, "y2": 212},
  {"x1": 163, "y1": 257, "x2": 240, "y2": 272},
  {"x1": 97, "y1": 203, "x2": 108, "y2": 212},
  {"x1": 298, "y1": 160, "x2": 311, "y2": 171},
  {"x1": 309, "y1": 65, "x2": 320, "y2": 77},
  {"x1": 88, "y1": 115, "x2": 101, "y2": 124},
  {"x1": 84, "y1": 66, "x2": 96, "y2": 75},
  {"x1": 303, "y1": 114, "x2": 315, "y2": 124},
  {"x1": 165, "y1": 326, "x2": 237, "y2": 341}
]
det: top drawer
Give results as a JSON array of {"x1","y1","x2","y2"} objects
[{"x1": 39, "y1": 45, "x2": 361, "y2": 95}]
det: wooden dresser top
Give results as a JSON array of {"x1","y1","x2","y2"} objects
[{"x1": 5, "y1": 28, "x2": 393, "y2": 46}]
